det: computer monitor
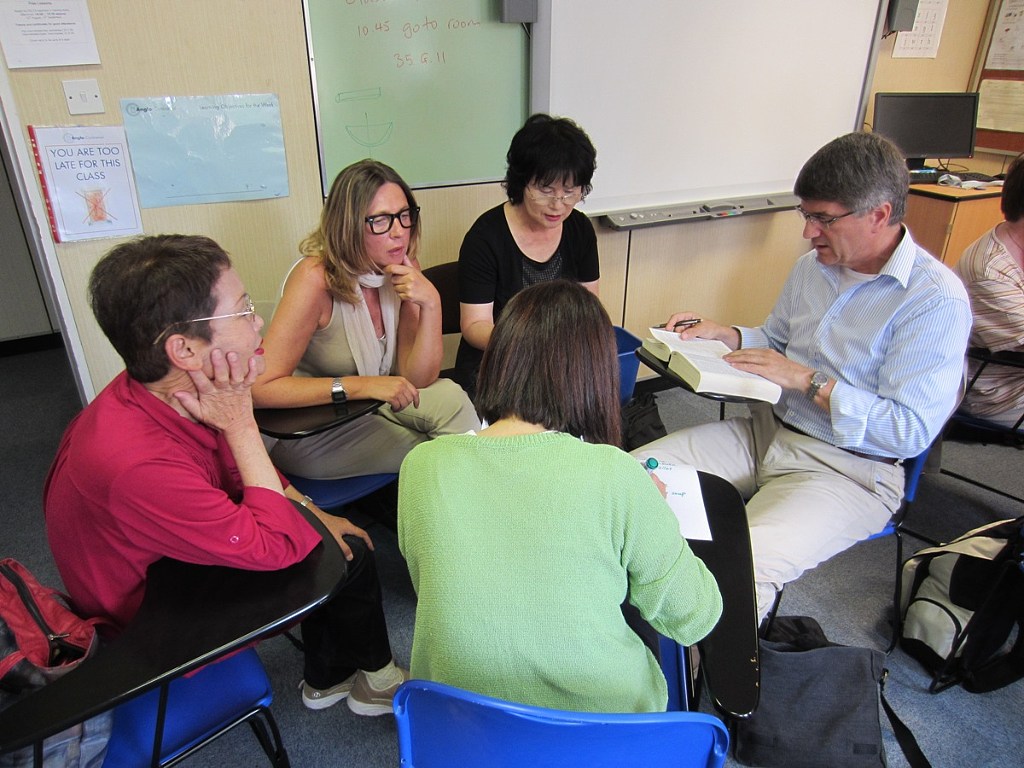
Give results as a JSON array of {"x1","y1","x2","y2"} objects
[{"x1": 872, "y1": 92, "x2": 979, "y2": 171}]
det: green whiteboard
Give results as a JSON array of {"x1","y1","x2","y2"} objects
[{"x1": 305, "y1": 0, "x2": 529, "y2": 192}]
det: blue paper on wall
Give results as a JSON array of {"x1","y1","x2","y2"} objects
[{"x1": 119, "y1": 93, "x2": 289, "y2": 208}]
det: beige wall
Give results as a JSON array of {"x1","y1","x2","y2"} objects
[
  {"x1": 3, "y1": 0, "x2": 325, "y2": 394},
  {"x1": 870, "y1": 0, "x2": 1008, "y2": 175},
  {"x1": 0, "y1": 0, "x2": 1000, "y2": 398}
]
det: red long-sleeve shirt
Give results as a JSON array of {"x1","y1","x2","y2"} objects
[{"x1": 44, "y1": 371, "x2": 320, "y2": 632}]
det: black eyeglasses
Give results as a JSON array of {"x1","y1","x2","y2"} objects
[
  {"x1": 796, "y1": 206, "x2": 857, "y2": 229},
  {"x1": 365, "y1": 207, "x2": 420, "y2": 235},
  {"x1": 151, "y1": 294, "x2": 256, "y2": 346}
]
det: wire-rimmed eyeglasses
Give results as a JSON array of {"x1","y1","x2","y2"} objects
[
  {"x1": 526, "y1": 185, "x2": 584, "y2": 206},
  {"x1": 795, "y1": 206, "x2": 857, "y2": 229},
  {"x1": 151, "y1": 294, "x2": 256, "y2": 346},
  {"x1": 365, "y1": 207, "x2": 420, "y2": 235}
]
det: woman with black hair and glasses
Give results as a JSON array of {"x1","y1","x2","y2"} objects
[
  {"x1": 453, "y1": 113, "x2": 600, "y2": 396},
  {"x1": 253, "y1": 159, "x2": 479, "y2": 480}
]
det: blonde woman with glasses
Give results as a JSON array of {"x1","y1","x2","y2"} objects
[
  {"x1": 254, "y1": 159, "x2": 479, "y2": 481},
  {"x1": 454, "y1": 113, "x2": 600, "y2": 396}
]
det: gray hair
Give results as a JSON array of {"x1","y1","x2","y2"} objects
[{"x1": 794, "y1": 132, "x2": 909, "y2": 224}]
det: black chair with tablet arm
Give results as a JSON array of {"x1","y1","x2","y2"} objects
[{"x1": 0, "y1": 503, "x2": 347, "y2": 767}]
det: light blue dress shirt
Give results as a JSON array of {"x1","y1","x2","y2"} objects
[{"x1": 738, "y1": 228, "x2": 971, "y2": 458}]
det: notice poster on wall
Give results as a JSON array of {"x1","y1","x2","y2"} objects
[
  {"x1": 0, "y1": 0, "x2": 100, "y2": 68},
  {"x1": 27, "y1": 125, "x2": 143, "y2": 243},
  {"x1": 119, "y1": 94, "x2": 288, "y2": 208}
]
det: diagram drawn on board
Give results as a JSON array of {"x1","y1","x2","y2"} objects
[
  {"x1": 336, "y1": 87, "x2": 394, "y2": 150},
  {"x1": 345, "y1": 112, "x2": 394, "y2": 149}
]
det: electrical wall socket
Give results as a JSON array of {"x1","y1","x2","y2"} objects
[{"x1": 62, "y1": 79, "x2": 104, "y2": 115}]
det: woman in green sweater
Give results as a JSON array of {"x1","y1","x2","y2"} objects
[{"x1": 397, "y1": 279, "x2": 722, "y2": 713}]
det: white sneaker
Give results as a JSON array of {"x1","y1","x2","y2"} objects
[{"x1": 299, "y1": 672, "x2": 358, "y2": 710}]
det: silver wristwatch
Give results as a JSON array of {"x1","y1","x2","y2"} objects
[
  {"x1": 330, "y1": 376, "x2": 347, "y2": 404},
  {"x1": 807, "y1": 370, "x2": 829, "y2": 399}
]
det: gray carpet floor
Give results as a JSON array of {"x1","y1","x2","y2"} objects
[{"x1": 3, "y1": 348, "x2": 1022, "y2": 767}]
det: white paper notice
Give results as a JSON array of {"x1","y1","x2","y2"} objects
[
  {"x1": 986, "y1": 0, "x2": 1024, "y2": 71},
  {"x1": 642, "y1": 459, "x2": 712, "y2": 541},
  {"x1": 892, "y1": 0, "x2": 947, "y2": 59},
  {"x1": 978, "y1": 79, "x2": 1024, "y2": 133},
  {"x1": 28, "y1": 125, "x2": 143, "y2": 243},
  {"x1": 0, "y1": 0, "x2": 100, "y2": 68}
]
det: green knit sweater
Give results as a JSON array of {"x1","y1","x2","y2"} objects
[{"x1": 397, "y1": 431, "x2": 722, "y2": 713}]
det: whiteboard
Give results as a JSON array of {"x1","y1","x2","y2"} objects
[
  {"x1": 531, "y1": 1, "x2": 885, "y2": 215},
  {"x1": 305, "y1": 0, "x2": 529, "y2": 193}
]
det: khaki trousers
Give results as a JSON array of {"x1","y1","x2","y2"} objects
[{"x1": 633, "y1": 403, "x2": 904, "y2": 621}]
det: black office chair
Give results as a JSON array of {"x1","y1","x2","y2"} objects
[
  {"x1": 939, "y1": 347, "x2": 1024, "y2": 505},
  {"x1": 421, "y1": 261, "x2": 462, "y2": 384},
  {"x1": 421, "y1": 261, "x2": 461, "y2": 336}
]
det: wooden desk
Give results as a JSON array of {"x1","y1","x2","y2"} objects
[
  {"x1": 905, "y1": 185, "x2": 1003, "y2": 268},
  {"x1": 0, "y1": 503, "x2": 346, "y2": 755},
  {"x1": 255, "y1": 399, "x2": 383, "y2": 439}
]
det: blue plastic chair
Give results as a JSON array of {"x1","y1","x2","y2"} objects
[
  {"x1": 765, "y1": 444, "x2": 933, "y2": 651},
  {"x1": 283, "y1": 472, "x2": 397, "y2": 512},
  {"x1": 615, "y1": 326, "x2": 642, "y2": 404},
  {"x1": 393, "y1": 679, "x2": 728, "y2": 768},
  {"x1": 102, "y1": 647, "x2": 287, "y2": 767},
  {"x1": 657, "y1": 634, "x2": 692, "y2": 713}
]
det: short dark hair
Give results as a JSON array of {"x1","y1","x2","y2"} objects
[
  {"x1": 504, "y1": 114, "x2": 597, "y2": 205},
  {"x1": 475, "y1": 280, "x2": 621, "y2": 446},
  {"x1": 88, "y1": 235, "x2": 231, "y2": 383},
  {"x1": 794, "y1": 132, "x2": 909, "y2": 224},
  {"x1": 1001, "y1": 154, "x2": 1024, "y2": 222}
]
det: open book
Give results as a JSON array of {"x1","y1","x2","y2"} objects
[{"x1": 643, "y1": 327, "x2": 781, "y2": 404}]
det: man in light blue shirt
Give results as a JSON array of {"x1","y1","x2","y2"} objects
[{"x1": 634, "y1": 132, "x2": 971, "y2": 622}]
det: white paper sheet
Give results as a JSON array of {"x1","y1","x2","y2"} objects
[
  {"x1": 0, "y1": 0, "x2": 99, "y2": 68},
  {"x1": 641, "y1": 459, "x2": 712, "y2": 541}
]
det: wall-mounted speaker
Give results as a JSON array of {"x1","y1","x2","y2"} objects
[
  {"x1": 501, "y1": 0, "x2": 537, "y2": 24},
  {"x1": 887, "y1": 0, "x2": 920, "y2": 33}
]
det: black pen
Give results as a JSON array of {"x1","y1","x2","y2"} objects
[{"x1": 656, "y1": 318, "x2": 702, "y2": 330}]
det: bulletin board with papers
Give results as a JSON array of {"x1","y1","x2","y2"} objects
[{"x1": 971, "y1": 0, "x2": 1024, "y2": 154}]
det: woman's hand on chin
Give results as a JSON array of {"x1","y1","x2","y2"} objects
[{"x1": 385, "y1": 256, "x2": 440, "y2": 312}]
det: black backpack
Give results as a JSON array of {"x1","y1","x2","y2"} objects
[
  {"x1": 620, "y1": 391, "x2": 667, "y2": 451},
  {"x1": 899, "y1": 517, "x2": 1024, "y2": 693}
]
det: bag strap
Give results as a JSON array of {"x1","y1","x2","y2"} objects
[
  {"x1": 959, "y1": 559, "x2": 1024, "y2": 693},
  {"x1": 964, "y1": 628, "x2": 1024, "y2": 692},
  {"x1": 880, "y1": 675, "x2": 931, "y2": 768}
]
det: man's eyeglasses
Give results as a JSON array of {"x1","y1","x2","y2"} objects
[
  {"x1": 365, "y1": 207, "x2": 420, "y2": 235},
  {"x1": 796, "y1": 206, "x2": 857, "y2": 229},
  {"x1": 526, "y1": 186, "x2": 584, "y2": 206},
  {"x1": 151, "y1": 294, "x2": 256, "y2": 346}
]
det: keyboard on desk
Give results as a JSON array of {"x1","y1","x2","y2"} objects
[{"x1": 949, "y1": 171, "x2": 996, "y2": 183}]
